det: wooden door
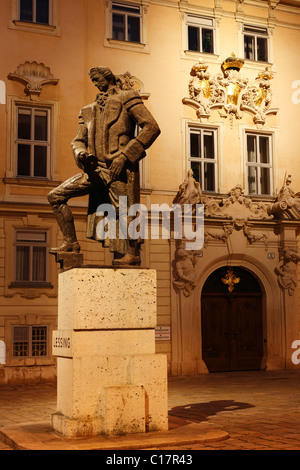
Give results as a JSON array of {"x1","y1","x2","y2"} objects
[
  {"x1": 202, "y1": 293, "x2": 263, "y2": 372},
  {"x1": 201, "y1": 267, "x2": 263, "y2": 372}
]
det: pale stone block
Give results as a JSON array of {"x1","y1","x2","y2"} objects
[
  {"x1": 100, "y1": 385, "x2": 146, "y2": 435},
  {"x1": 57, "y1": 356, "x2": 131, "y2": 419},
  {"x1": 53, "y1": 329, "x2": 155, "y2": 358},
  {"x1": 51, "y1": 412, "x2": 104, "y2": 438},
  {"x1": 58, "y1": 268, "x2": 156, "y2": 330},
  {"x1": 129, "y1": 354, "x2": 168, "y2": 431}
]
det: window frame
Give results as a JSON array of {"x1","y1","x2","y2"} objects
[
  {"x1": 111, "y1": 2, "x2": 142, "y2": 43},
  {"x1": 186, "y1": 14, "x2": 215, "y2": 55},
  {"x1": 15, "y1": 105, "x2": 51, "y2": 179},
  {"x1": 243, "y1": 24, "x2": 269, "y2": 63},
  {"x1": 188, "y1": 126, "x2": 218, "y2": 193},
  {"x1": 13, "y1": 229, "x2": 50, "y2": 285},
  {"x1": 104, "y1": 0, "x2": 149, "y2": 53},
  {"x1": 19, "y1": 0, "x2": 51, "y2": 25},
  {"x1": 12, "y1": 325, "x2": 48, "y2": 358},
  {"x1": 8, "y1": 0, "x2": 60, "y2": 36},
  {"x1": 6, "y1": 96, "x2": 59, "y2": 185},
  {"x1": 245, "y1": 131, "x2": 273, "y2": 196}
]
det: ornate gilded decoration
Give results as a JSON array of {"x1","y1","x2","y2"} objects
[
  {"x1": 183, "y1": 54, "x2": 278, "y2": 125},
  {"x1": 221, "y1": 268, "x2": 240, "y2": 293},
  {"x1": 8, "y1": 61, "x2": 59, "y2": 100},
  {"x1": 240, "y1": 67, "x2": 277, "y2": 125}
]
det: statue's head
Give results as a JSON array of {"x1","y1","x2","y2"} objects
[{"x1": 89, "y1": 66, "x2": 116, "y2": 91}]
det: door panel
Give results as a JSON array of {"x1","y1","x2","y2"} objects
[
  {"x1": 231, "y1": 296, "x2": 263, "y2": 371},
  {"x1": 202, "y1": 293, "x2": 263, "y2": 372},
  {"x1": 201, "y1": 296, "x2": 230, "y2": 372}
]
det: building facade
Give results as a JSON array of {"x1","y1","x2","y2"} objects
[{"x1": 0, "y1": 0, "x2": 300, "y2": 383}]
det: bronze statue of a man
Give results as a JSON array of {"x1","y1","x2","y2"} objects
[{"x1": 48, "y1": 66, "x2": 160, "y2": 265}]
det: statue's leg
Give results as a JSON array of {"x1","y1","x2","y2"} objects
[
  {"x1": 47, "y1": 173, "x2": 92, "y2": 253},
  {"x1": 108, "y1": 175, "x2": 141, "y2": 266}
]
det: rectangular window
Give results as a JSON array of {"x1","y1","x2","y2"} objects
[
  {"x1": 189, "y1": 128, "x2": 217, "y2": 192},
  {"x1": 246, "y1": 133, "x2": 272, "y2": 195},
  {"x1": 13, "y1": 325, "x2": 48, "y2": 357},
  {"x1": 187, "y1": 15, "x2": 214, "y2": 54},
  {"x1": 243, "y1": 25, "x2": 268, "y2": 62},
  {"x1": 111, "y1": 2, "x2": 141, "y2": 43},
  {"x1": 16, "y1": 106, "x2": 50, "y2": 178},
  {"x1": 14, "y1": 230, "x2": 48, "y2": 283},
  {"x1": 19, "y1": 0, "x2": 50, "y2": 25}
]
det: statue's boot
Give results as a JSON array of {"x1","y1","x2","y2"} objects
[
  {"x1": 49, "y1": 203, "x2": 81, "y2": 254},
  {"x1": 112, "y1": 242, "x2": 140, "y2": 266},
  {"x1": 112, "y1": 253, "x2": 140, "y2": 266}
]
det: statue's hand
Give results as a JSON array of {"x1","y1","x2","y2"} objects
[
  {"x1": 77, "y1": 152, "x2": 97, "y2": 171},
  {"x1": 76, "y1": 151, "x2": 88, "y2": 170},
  {"x1": 110, "y1": 153, "x2": 126, "y2": 180}
]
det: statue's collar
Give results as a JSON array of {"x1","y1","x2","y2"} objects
[{"x1": 96, "y1": 86, "x2": 118, "y2": 106}]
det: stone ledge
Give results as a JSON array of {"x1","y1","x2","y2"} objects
[{"x1": 0, "y1": 418, "x2": 229, "y2": 450}]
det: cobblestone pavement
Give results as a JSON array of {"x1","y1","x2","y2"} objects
[{"x1": 0, "y1": 370, "x2": 299, "y2": 450}]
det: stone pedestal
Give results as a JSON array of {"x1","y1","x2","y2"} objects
[{"x1": 51, "y1": 267, "x2": 168, "y2": 438}]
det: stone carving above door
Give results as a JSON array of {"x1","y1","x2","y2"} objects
[{"x1": 183, "y1": 54, "x2": 278, "y2": 126}]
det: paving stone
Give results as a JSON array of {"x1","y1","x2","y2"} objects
[{"x1": 0, "y1": 371, "x2": 299, "y2": 450}]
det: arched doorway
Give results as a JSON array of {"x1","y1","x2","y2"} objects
[{"x1": 201, "y1": 266, "x2": 264, "y2": 372}]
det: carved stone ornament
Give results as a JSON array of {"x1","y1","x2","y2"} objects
[
  {"x1": 275, "y1": 246, "x2": 300, "y2": 296},
  {"x1": 183, "y1": 54, "x2": 278, "y2": 125},
  {"x1": 116, "y1": 71, "x2": 150, "y2": 99},
  {"x1": 8, "y1": 61, "x2": 59, "y2": 100},
  {"x1": 267, "y1": 174, "x2": 300, "y2": 219},
  {"x1": 173, "y1": 241, "x2": 198, "y2": 297}
]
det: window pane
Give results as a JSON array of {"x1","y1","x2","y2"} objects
[
  {"x1": 32, "y1": 246, "x2": 47, "y2": 281},
  {"x1": 128, "y1": 15, "x2": 140, "y2": 42},
  {"x1": 261, "y1": 167, "x2": 270, "y2": 195},
  {"x1": 34, "y1": 110, "x2": 48, "y2": 141},
  {"x1": 204, "y1": 162, "x2": 215, "y2": 191},
  {"x1": 16, "y1": 246, "x2": 30, "y2": 281},
  {"x1": 20, "y1": 0, "x2": 33, "y2": 21},
  {"x1": 202, "y1": 28, "x2": 213, "y2": 53},
  {"x1": 259, "y1": 136, "x2": 270, "y2": 163},
  {"x1": 204, "y1": 133, "x2": 214, "y2": 159},
  {"x1": 112, "y1": 13, "x2": 125, "y2": 40},
  {"x1": 190, "y1": 161, "x2": 201, "y2": 184},
  {"x1": 13, "y1": 326, "x2": 29, "y2": 357},
  {"x1": 247, "y1": 135, "x2": 257, "y2": 162},
  {"x1": 257, "y1": 37, "x2": 268, "y2": 62},
  {"x1": 36, "y1": 0, "x2": 49, "y2": 24},
  {"x1": 17, "y1": 144, "x2": 31, "y2": 176},
  {"x1": 32, "y1": 326, "x2": 47, "y2": 356},
  {"x1": 34, "y1": 145, "x2": 47, "y2": 177},
  {"x1": 190, "y1": 133, "x2": 200, "y2": 158},
  {"x1": 18, "y1": 109, "x2": 31, "y2": 140},
  {"x1": 248, "y1": 166, "x2": 257, "y2": 194},
  {"x1": 188, "y1": 26, "x2": 200, "y2": 51},
  {"x1": 244, "y1": 35, "x2": 255, "y2": 60}
]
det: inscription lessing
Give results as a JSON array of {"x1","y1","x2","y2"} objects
[{"x1": 54, "y1": 337, "x2": 71, "y2": 348}]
